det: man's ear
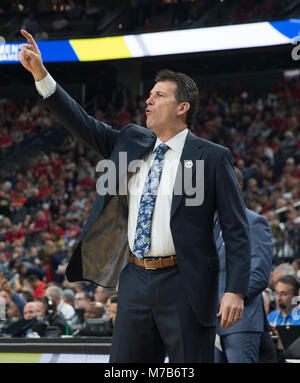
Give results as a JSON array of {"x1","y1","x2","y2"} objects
[{"x1": 177, "y1": 102, "x2": 190, "y2": 116}]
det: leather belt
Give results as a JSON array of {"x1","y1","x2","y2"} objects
[{"x1": 130, "y1": 253, "x2": 178, "y2": 270}]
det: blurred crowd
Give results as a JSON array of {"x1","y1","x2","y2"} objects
[
  {"x1": 0, "y1": 71, "x2": 299, "y2": 340},
  {"x1": 233, "y1": 0, "x2": 283, "y2": 23},
  {"x1": 0, "y1": 94, "x2": 119, "y2": 337},
  {"x1": 1, "y1": 0, "x2": 297, "y2": 42},
  {"x1": 192, "y1": 75, "x2": 300, "y2": 265}
]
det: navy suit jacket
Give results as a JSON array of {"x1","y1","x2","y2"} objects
[
  {"x1": 42, "y1": 84, "x2": 251, "y2": 326},
  {"x1": 215, "y1": 208, "x2": 273, "y2": 335}
]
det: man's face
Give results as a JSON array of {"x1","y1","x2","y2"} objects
[
  {"x1": 23, "y1": 302, "x2": 38, "y2": 320},
  {"x1": 275, "y1": 282, "x2": 295, "y2": 311},
  {"x1": 35, "y1": 301, "x2": 46, "y2": 317},
  {"x1": 74, "y1": 292, "x2": 88, "y2": 309},
  {"x1": 145, "y1": 81, "x2": 181, "y2": 133},
  {"x1": 94, "y1": 287, "x2": 107, "y2": 304}
]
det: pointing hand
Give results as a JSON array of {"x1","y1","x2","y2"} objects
[{"x1": 18, "y1": 29, "x2": 48, "y2": 81}]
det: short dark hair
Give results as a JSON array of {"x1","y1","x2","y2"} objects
[
  {"x1": 154, "y1": 69, "x2": 199, "y2": 128},
  {"x1": 109, "y1": 294, "x2": 118, "y2": 304},
  {"x1": 103, "y1": 291, "x2": 118, "y2": 305},
  {"x1": 28, "y1": 274, "x2": 39, "y2": 282},
  {"x1": 21, "y1": 290, "x2": 34, "y2": 302},
  {"x1": 276, "y1": 275, "x2": 300, "y2": 296}
]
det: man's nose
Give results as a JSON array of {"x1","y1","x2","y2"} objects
[{"x1": 146, "y1": 95, "x2": 154, "y2": 105}]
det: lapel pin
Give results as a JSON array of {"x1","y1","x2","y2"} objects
[{"x1": 185, "y1": 161, "x2": 193, "y2": 168}]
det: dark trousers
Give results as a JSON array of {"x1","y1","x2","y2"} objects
[
  {"x1": 214, "y1": 332, "x2": 262, "y2": 363},
  {"x1": 109, "y1": 262, "x2": 215, "y2": 363}
]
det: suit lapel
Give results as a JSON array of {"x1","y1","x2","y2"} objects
[
  {"x1": 102, "y1": 132, "x2": 156, "y2": 209},
  {"x1": 96, "y1": 129, "x2": 204, "y2": 219},
  {"x1": 171, "y1": 131, "x2": 204, "y2": 218}
]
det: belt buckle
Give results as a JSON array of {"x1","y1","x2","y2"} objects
[{"x1": 144, "y1": 258, "x2": 157, "y2": 270}]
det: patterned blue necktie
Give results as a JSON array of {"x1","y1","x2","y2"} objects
[{"x1": 132, "y1": 143, "x2": 169, "y2": 260}]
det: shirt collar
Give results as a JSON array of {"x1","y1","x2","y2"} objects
[
  {"x1": 153, "y1": 128, "x2": 188, "y2": 154},
  {"x1": 277, "y1": 310, "x2": 295, "y2": 321}
]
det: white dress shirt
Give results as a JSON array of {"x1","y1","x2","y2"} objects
[
  {"x1": 35, "y1": 74, "x2": 188, "y2": 257},
  {"x1": 127, "y1": 130, "x2": 188, "y2": 257},
  {"x1": 57, "y1": 299, "x2": 75, "y2": 321}
]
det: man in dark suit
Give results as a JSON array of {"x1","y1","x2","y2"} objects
[
  {"x1": 18, "y1": 29, "x2": 251, "y2": 363},
  {"x1": 214, "y1": 167, "x2": 275, "y2": 363}
]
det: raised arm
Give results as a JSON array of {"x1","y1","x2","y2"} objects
[
  {"x1": 18, "y1": 29, "x2": 119, "y2": 158},
  {"x1": 18, "y1": 29, "x2": 48, "y2": 81}
]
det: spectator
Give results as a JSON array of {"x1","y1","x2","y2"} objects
[
  {"x1": 28, "y1": 210, "x2": 48, "y2": 238},
  {"x1": 5, "y1": 224, "x2": 25, "y2": 246},
  {"x1": 62, "y1": 288, "x2": 75, "y2": 306},
  {"x1": 268, "y1": 275, "x2": 300, "y2": 359},
  {"x1": 10, "y1": 125, "x2": 24, "y2": 148},
  {"x1": 74, "y1": 291, "x2": 90, "y2": 310},
  {"x1": 84, "y1": 301, "x2": 104, "y2": 320},
  {"x1": 45, "y1": 285, "x2": 75, "y2": 322},
  {"x1": 35, "y1": 296, "x2": 68, "y2": 335},
  {"x1": 281, "y1": 131, "x2": 297, "y2": 157},
  {"x1": 94, "y1": 286, "x2": 115, "y2": 305},
  {"x1": 0, "y1": 272, "x2": 26, "y2": 317},
  {"x1": 24, "y1": 189, "x2": 43, "y2": 212},
  {"x1": 3, "y1": 300, "x2": 39, "y2": 337},
  {"x1": 268, "y1": 275, "x2": 300, "y2": 327},
  {"x1": 23, "y1": 301, "x2": 38, "y2": 320},
  {"x1": 39, "y1": 240, "x2": 64, "y2": 283},
  {"x1": 17, "y1": 263, "x2": 46, "y2": 281},
  {"x1": 105, "y1": 294, "x2": 118, "y2": 326},
  {"x1": 27, "y1": 274, "x2": 46, "y2": 299},
  {"x1": 71, "y1": 290, "x2": 91, "y2": 325},
  {"x1": 268, "y1": 263, "x2": 296, "y2": 312}
]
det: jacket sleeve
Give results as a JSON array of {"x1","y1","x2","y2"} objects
[
  {"x1": 11, "y1": 292, "x2": 26, "y2": 316},
  {"x1": 215, "y1": 149, "x2": 251, "y2": 297},
  {"x1": 247, "y1": 215, "x2": 273, "y2": 299},
  {"x1": 41, "y1": 84, "x2": 120, "y2": 158}
]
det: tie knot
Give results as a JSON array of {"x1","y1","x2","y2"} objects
[{"x1": 156, "y1": 143, "x2": 169, "y2": 156}]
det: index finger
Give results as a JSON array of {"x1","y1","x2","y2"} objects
[{"x1": 20, "y1": 29, "x2": 38, "y2": 50}]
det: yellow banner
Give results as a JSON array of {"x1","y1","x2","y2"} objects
[{"x1": 69, "y1": 36, "x2": 132, "y2": 61}]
